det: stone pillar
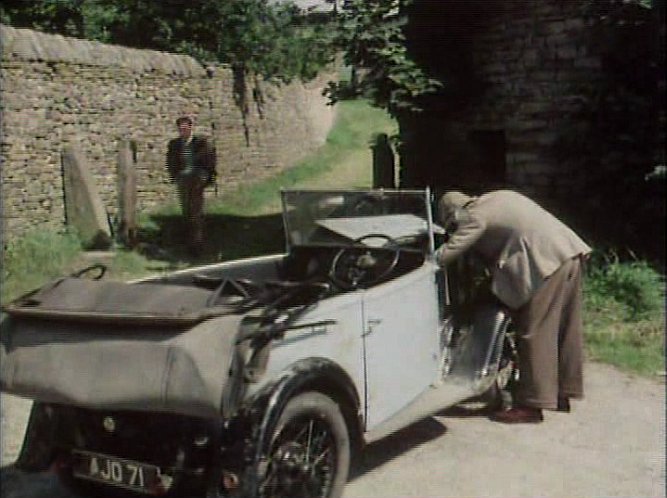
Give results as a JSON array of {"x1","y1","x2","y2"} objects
[
  {"x1": 61, "y1": 145, "x2": 112, "y2": 249},
  {"x1": 117, "y1": 140, "x2": 138, "y2": 247}
]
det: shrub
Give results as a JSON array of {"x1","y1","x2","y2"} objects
[{"x1": 585, "y1": 256, "x2": 665, "y2": 322}]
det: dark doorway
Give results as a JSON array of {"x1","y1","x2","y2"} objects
[{"x1": 467, "y1": 130, "x2": 507, "y2": 191}]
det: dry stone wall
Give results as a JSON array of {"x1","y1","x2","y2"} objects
[{"x1": 0, "y1": 24, "x2": 336, "y2": 240}]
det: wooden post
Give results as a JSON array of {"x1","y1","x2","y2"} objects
[
  {"x1": 116, "y1": 140, "x2": 137, "y2": 247},
  {"x1": 371, "y1": 133, "x2": 396, "y2": 189}
]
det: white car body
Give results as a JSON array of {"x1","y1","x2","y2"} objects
[{"x1": 1, "y1": 189, "x2": 515, "y2": 498}]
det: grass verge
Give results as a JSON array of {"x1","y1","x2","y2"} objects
[
  {"x1": 583, "y1": 256, "x2": 665, "y2": 377},
  {"x1": 1, "y1": 230, "x2": 82, "y2": 303},
  {"x1": 0, "y1": 234, "x2": 170, "y2": 304},
  {"x1": 216, "y1": 99, "x2": 397, "y2": 216},
  {"x1": 585, "y1": 321, "x2": 664, "y2": 377}
]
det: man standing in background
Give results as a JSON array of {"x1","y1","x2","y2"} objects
[{"x1": 166, "y1": 114, "x2": 217, "y2": 255}]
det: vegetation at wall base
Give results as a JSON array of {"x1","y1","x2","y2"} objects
[
  {"x1": 1, "y1": 229, "x2": 82, "y2": 303},
  {"x1": 585, "y1": 321, "x2": 664, "y2": 377},
  {"x1": 583, "y1": 254, "x2": 665, "y2": 377},
  {"x1": 0, "y1": 230, "x2": 177, "y2": 304}
]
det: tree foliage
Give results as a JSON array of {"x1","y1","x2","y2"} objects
[
  {"x1": 0, "y1": 0, "x2": 87, "y2": 36},
  {"x1": 0, "y1": 0, "x2": 334, "y2": 82},
  {"x1": 0, "y1": 0, "x2": 441, "y2": 107},
  {"x1": 325, "y1": 0, "x2": 441, "y2": 113}
]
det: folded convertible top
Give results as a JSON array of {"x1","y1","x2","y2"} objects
[
  {"x1": 2, "y1": 277, "x2": 233, "y2": 326},
  {"x1": 0, "y1": 277, "x2": 248, "y2": 418}
]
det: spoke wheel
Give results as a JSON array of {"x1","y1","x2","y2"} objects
[{"x1": 259, "y1": 392, "x2": 350, "y2": 498}]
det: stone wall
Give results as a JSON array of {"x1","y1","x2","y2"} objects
[
  {"x1": 0, "y1": 24, "x2": 336, "y2": 239},
  {"x1": 469, "y1": 1, "x2": 601, "y2": 204},
  {"x1": 400, "y1": 0, "x2": 659, "y2": 213}
]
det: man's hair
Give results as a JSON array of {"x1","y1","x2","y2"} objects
[
  {"x1": 175, "y1": 115, "x2": 194, "y2": 126},
  {"x1": 438, "y1": 191, "x2": 473, "y2": 225}
]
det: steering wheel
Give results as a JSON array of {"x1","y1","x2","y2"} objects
[
  {"x1": 329, "y1": 234, "x2": 400, "y2": 290},
  {"x1": 351, "y1": 192, "x2": 386, "y2": 215}
]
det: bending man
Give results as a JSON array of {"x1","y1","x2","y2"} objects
[{"x1": 436, "y1": 190, "x2": 592, "y2": 423}]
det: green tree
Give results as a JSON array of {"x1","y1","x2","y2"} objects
[
  {"x1": 325, "y1": 0, "x2": 441, "y2": 113},
  {"x1": 0, "y1": 0, "x2": 334, "y2": 83},
  {"x1": 172, "y1": 0, "x2": 334, "y2": 82},
  {"x1": 0, "y1": 0, "x2": 86, "y2": 37}
]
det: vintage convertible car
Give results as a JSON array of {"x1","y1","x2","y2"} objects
[{"x1": 1, "y1": 189, "x2": 516, "y2": 498}]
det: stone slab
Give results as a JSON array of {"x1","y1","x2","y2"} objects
[{"x1": 61, "y1": 145, "x2": 112, "y2": 249}]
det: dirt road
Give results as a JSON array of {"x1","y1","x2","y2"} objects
[{"x1": 1, "y1": 362, "x2": 664, "y2": 498}]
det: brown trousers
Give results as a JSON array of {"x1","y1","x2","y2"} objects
[
  {"x1": 177, "y1": 175, "x2": 206, "y2": 246},
  {"x1": 514, "y1": 256, "x2": 585, "y2": 410}
]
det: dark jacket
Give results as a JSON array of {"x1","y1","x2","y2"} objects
[{"x1": 166, "y1": 135, "x2": 217, "y2": 184}]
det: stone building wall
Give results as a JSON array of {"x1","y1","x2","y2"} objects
[
  {"x1": 0, "y1": 24, "x2": 336, "y2": 239},
  {"x1": 400, "y1": 1, "x2": 603, "y2": 202},
  {"x1": 461, "y1": 1, "x2": 602, "y2": 203},
  {"x1": 400, "y1": 0, "x2": 659, "y2": 214}
]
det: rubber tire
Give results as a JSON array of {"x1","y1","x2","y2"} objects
[{"x1": 259, "y1": 391, "x2": 351, "y2": 498}]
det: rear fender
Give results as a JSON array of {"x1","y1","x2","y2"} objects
[
  {"x1": 240, "y1": 358, "x2": 362, "y2": 493},
  {"x1": 251, "y1": 357, "x2": 361, "y2": 450},
  {"x1": 15, "y1": 402, "x2": 59, "y2": 471}
]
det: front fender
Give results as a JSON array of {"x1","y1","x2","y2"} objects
[{"x1": 469, "y1": 303, "x2": 512, "y2": 394}]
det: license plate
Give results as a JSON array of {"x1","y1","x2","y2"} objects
[{"x1": 72, "y1": 450, "x2": 173, "y2": 495}]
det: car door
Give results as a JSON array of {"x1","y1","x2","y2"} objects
[{"x1": 361, "y1": 264, "x2": 441, "y2": 429}]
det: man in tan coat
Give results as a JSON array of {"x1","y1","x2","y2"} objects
[{"x1": 436, "y1": 190, "x2": 592, "y2": 423}]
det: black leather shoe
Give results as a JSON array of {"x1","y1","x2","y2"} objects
[
  {"x1": 490, "y1": 406, "x2": 544, "y2": 424},
  {"x1": 557, "y1": 397, "x2": 571, "y2": 412}
]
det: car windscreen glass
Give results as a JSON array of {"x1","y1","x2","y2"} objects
[{"x1": 281, "y1": 190, "x2": 437, "y2": 250}]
